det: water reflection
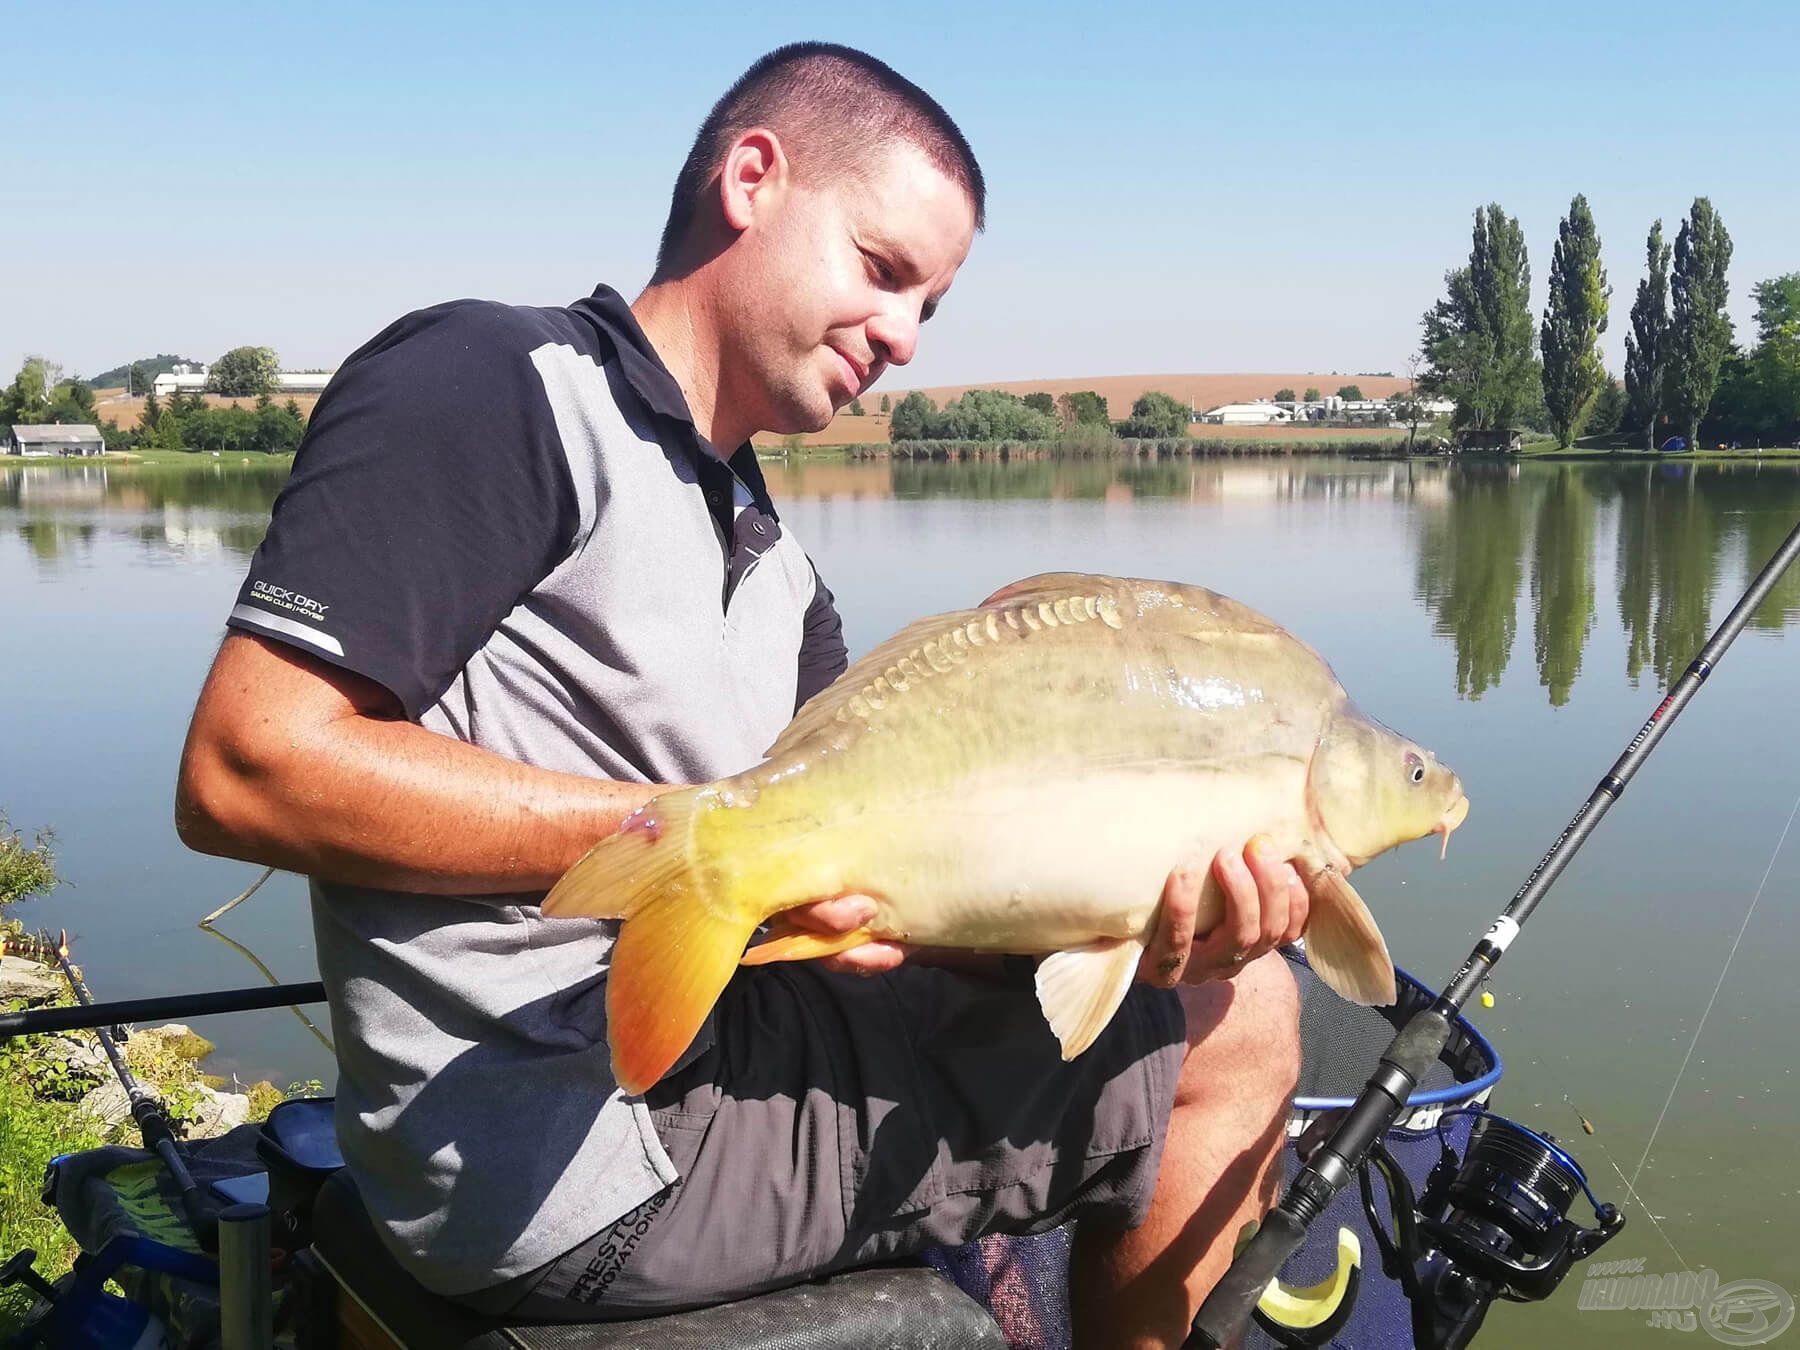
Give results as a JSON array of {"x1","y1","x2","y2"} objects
[
  {"x1": 2, "y1": 462, "x2": 287, "y2": 566},
  {"x1": 7, "y1": 455, "x2": 1797, "y2": 705}
]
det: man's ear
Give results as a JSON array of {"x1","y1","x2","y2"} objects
[{"x1": 717, "y1": 127, "x2": 788, "y2": 234}]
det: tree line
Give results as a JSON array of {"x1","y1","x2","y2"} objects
[
  {"x1": 887, "y1": 387, "x2": 1195, "y2": 443},
  {"x1": 1421, "y1": 197, "x2": 1798, "y2": 449},
  {"x1": 3, "y1": 347, "x2": 307, "y2": 454}
]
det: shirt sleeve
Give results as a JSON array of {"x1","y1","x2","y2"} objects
[
  {"x1": 227, "y1": 301, "x2": 579, "y2": 720},
  {"x1": 796, "y1": 563, "x2": 849, "y2": 709}
]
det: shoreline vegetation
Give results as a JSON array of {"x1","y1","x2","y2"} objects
[{"x1": 0, "y1": 828, "x2": 305, "y2": 1333}]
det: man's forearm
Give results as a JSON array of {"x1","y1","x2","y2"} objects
[
  {"x1": 176, "y1": 634, "x2": 666, "y2": 895},
  {"x1": 185, "y1": 719, "x2": 655, "y2": 894}
]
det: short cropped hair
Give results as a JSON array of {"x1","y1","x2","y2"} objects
[{"x1": 654, "y1": 42, "x2": 985, "y2": 275}]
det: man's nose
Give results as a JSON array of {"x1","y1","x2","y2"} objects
[{"x1": 866, "y1": 303, "x2": 920, "y2": 369}]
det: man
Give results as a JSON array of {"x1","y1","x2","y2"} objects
[{"x1": 176, "y1": 43, "x2": 1306, "y2": 1348}]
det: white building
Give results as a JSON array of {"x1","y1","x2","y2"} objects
[
  {"x1": 151, "y1": 364, "x2": 210, "y2": 398},
  {"x1": 8, "y1": 423, "x2": 106, "y2": 457},
  {"x1": 151, "y1": 364, "x2": 335, "y2": 398},
  {"x1": 1198, "y1": 402, "x2": 1295, "y2": 426}
]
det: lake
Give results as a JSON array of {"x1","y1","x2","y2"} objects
[{"x1": 4, "y1": 453, "x2": 1798, "y2": 1345}]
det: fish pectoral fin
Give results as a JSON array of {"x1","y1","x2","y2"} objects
[
  {"x1": 740, "y1": 921, "x2": 877, "y2": 966},
  {"x1": 1034, "y1": 936, "x2": 1146, "y2": 1061},
  {"x1": 1301, "y1": 868, "x2": 1397, "y2": 1007}
]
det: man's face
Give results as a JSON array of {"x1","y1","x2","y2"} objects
[{"x1": 719, "y1": 140, "x2": 976, "y2": 437}]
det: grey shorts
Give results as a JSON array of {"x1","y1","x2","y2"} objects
[{"x1": 454, "y1": 960, "x2": 1186, "y2": 1319}]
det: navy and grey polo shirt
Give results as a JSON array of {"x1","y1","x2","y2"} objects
[{"x1": 226, "y1": 286, "x2": 848, "y2": 1296}]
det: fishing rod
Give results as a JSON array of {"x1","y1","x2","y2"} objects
[
  {"x1": 0, "y1": 980, "x2": 327, "y2": 1040},
  {"x1": 1191, "y1": 513, "x2": 1800, "y2": 1349},
  {"x1": 44, "y1": 931, "x2": 221, "y2": 1254}
]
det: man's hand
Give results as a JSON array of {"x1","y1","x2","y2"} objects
[
  {"x1": 1138, "y1": 836, "x2": 1310, "y2": 987},
  {"x1": 776, "y1": 835, "x2": 1310, "y2": 982}
]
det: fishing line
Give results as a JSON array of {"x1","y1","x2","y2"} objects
[
  {"x1": 198, "y1": 865, "x2": 274, "y2": 926},
  {"x1": 1560, "y1": 1093, "x2": 1690, "y2": 1271},
  {"x1": 1631, "y1": 779, "x2": 1800, "y2": 1192}
]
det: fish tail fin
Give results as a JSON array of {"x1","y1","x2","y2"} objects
[
  {"x1": 1303, "y1": 867, "x2": 1397, "y2": 1007},
  {"x1": 543, "y1": 789, "x2": 761, "y2": 1096}
]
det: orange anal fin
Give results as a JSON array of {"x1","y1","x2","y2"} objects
[
  {"x1": 607, "y1": 897, "x2": 757, "y2": 1098},
  {"x1": 739, "y1": 925, "x2": 877, "y2": 966}
]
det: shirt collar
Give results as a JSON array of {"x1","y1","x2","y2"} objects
[
  {"x1": 575, "y1": 284, "x2": 698, "y2": 428},
  {"x1": 575, "y1": 283, "x2": 778, "y2": 521}
]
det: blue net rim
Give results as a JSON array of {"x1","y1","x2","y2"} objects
[{"x1": 1290, "y1": 960, "x2": 1502, "y2": 1112}]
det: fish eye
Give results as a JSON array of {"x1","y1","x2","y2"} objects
[{"x1": 1405, "y1": 752, "x2": 1425, "y2": 785}]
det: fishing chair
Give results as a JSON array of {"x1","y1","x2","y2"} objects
[{"x1": 297, "y1": 1168, "x2": 1006, "y2": 1350}]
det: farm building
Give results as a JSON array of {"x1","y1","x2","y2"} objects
[
  {"x1": 151, "y1": 364, "x2": 210, "y2": 398},
  {"x1": 8, "y1": 423, "x2": 105, "y2": 457},
  {"x1": 1198, "y1": 402, "x2": 1295, "y2": 426},
  {"x1": 151, "y1": 364, "x2": 336, "y2": 397}
]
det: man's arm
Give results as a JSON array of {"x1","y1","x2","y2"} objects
[{"x1": 175, "y1": 632, "x2": 665, "y2": 895}]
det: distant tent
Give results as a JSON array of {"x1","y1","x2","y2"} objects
[{"x1": 1659, "y1": 435, "x2": 1689, "y2": 453}]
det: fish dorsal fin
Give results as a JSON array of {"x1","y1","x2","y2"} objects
[
  {"x1": 1034, "y1": 936, "x2": 1146, "y2": 1060},
  {"x1": 764, "y1": 581, "x2": 1126, "y2": 759}
]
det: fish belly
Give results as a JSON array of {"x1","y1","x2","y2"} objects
[{"x1": 824, "y1": 761, "x2": 1312, "y2": 953}]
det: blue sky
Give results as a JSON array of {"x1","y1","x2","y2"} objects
[{"x1": 4, "y1": 1, "x2": 1794, "y2": 390}]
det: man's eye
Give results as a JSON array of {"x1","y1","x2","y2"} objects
[{"x1": 864, "y1": 252, "x2": 895, "y2": 286}]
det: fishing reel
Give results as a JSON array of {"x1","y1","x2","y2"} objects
[{"x1": 1361, "y1": 1108, "x2": 1625, "y2": 1350}]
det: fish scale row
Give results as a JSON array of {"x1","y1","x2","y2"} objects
[{"x1": 848, "y1": 593, "x2": 1124, "y2": 717}]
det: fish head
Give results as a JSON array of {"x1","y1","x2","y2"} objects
[{"x1": 1310, "y1": 707, "x2": 1469, "y2": 867}]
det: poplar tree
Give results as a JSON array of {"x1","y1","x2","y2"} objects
[
  {"x1": 1421, "y1": 204, "x2": 1540, "y2": 432},
  {"x1": 1623, "y1": 221, "x2": 1672, "y2": 450},
  {"x1": 1540, "y1": 195, "x2": 1611, "y2": 447},
  {"x1": 1667, "y1": 197, "x2": 1734, "y2": 449}
]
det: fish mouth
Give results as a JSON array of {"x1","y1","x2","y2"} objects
[{"x1": 1435, "y1": 795, "x2": 1470, "y2": 861}]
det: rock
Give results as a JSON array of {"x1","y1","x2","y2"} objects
[
  {"x1": 184, "y1": 1086, "x2": 250, "y2": 1140},
  {"x1": 78, "y1": 1079, "x2": 133, "y2": 1129},
  {"x1": 0, "y1": 955, "x2": 62, "y2": 1004}
]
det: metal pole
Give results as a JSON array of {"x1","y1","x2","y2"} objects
[
  {"x1": 0, "y1": 981, "x2": 327, "y2": 1040},
  {"x1": 1190, "y1": 515, "x2": 1800, "y2": 1348},
  {"x1": 218, "y1": 1203, "x2": 274, "y2": 1350}
]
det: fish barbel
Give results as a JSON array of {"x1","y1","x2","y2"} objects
[{"x1": 545, "y1": 573, "x2": 1470, "y2": 1096}]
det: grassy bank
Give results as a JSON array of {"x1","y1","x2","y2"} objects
[
  {"x1": 1, "y1": 449, "x2": 296, "y2": 469},
  {"x1": 759, "y1": 435, "x2": 1411, "y2": 461}
]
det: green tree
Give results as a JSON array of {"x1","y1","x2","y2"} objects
[
  {"x1": 127, "y1": 362, "x2": 151, "y2": 396},
  {"x1": 1743, "y1": 273, "x2": 1800, "y2": 442},
  {"x1": 1588, "y1": 376, "x2": 1627, "y2": 436},
  {"x1": 1272, "y1": 387, "x2": 1297, "y2": 402},
  {"x1": 1335, "y1": 384, "x2": 1363, "y2": 401},
  {"x1": 932, "y1": 389, "x2": 1059, "y2": 441},
  {"x1": 4, "y1": 357, "x2": 56, "y2": 424},
  {"x1": 1420, "y1": 204, "x2": 1540, "y2": 432},
  {"x1": 99, "y1": 418, "x2": 133, "y2": 453},
  {"x1": 1302, "y1": 386, "x2": 1321, "y2": 402},
  {"x1": 847, "y1": 398, "x2": 866, "y2": 415},
  {"x1": 1540, "y1": 194, "x2": 1611, "y2": 447},
  {"x1": 889, "y1": 391, "x2": 936, "y2": 440},
  {"x1": 142, "y1": 387, "x2": 162, "y2": 432},
  {"x1": 207, "y1": 345, "x2": 281, "y2": 397},
  {"x1": 1057, "y1": 390, "x2": 1110, "y2": 427},
  {"x1": 47, "y1": 379, "x2": 97, "y2": 424},
  {"x1": 878, "y1": 393, "x2": 891, "y2": 413},
  {"x1": 1667, "y1": 198, "x2": 1734, "y2": 449},
  {"x1": 157, "y1": 406, "x2": 186, "y2": 451},
  {"x1": 1623, "y1": 221, "x2": 1672, "y2": 450},
  {"x1": 1022, "y1": 391, "x2": 1055, "y2": 416},
  {"x1": 1116, "y1": 391, "x2": 1189, "y2": 439}
]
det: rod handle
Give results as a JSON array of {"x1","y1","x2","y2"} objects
[{"x1": 1187, "y1": 1207, "x2": 1310, "y2": 1348}]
